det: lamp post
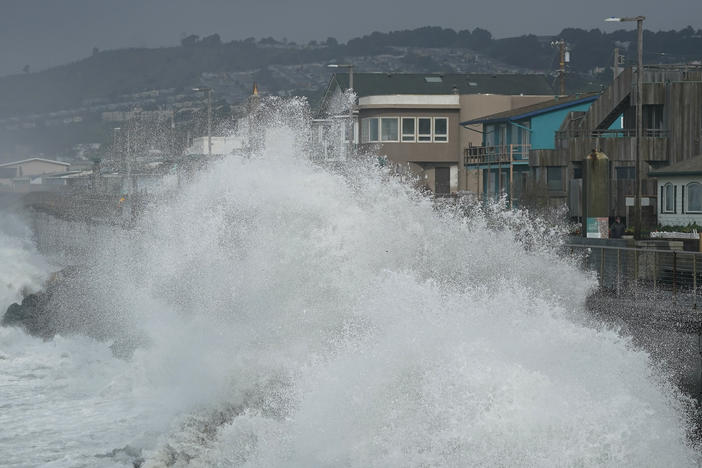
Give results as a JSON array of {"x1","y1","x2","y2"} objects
[
  {"x1": 193, "y1": 87, "x2": 213, "y2": 156},
  {"x1": 112, "y1": 127, "x2": 121, "y2": 166},
  {"x1": 606, "y1": 16, "x2": 645, "y2": 238},
  {"x1": 328, "y1": 64, "x2": 355, "y2": 152}
]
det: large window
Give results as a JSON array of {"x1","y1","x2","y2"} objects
[
  {"x1": 401, "y1": 118, "x2": 415, "y2": 142},
  {"x1": 616, "y1": 166, "x2": 635, "y2": 180},
  {"x1": 418, "y1": 118, "x2": 432, "y2": 142},
  {"x1": 380, "y1": 117, "x2": 399, "y2": 142},
  {"x1": 434, "y1": 117, "x2": 448, "y2": 142},
  {"x1": 362, "y1": 118, "x2": 379, "y2": 143},
  {"x1": 663, "y1": 182, "x2": 675, "y2": 213},
  {"x1": 364, "y1": 116, "x2": 448, "y2": 143},
  {"x1": 687, "y1": 182, "x2": 702, "y2": 213},
  {"x1": 546, "y1": 166, "x2": 563, "y2": 191}
]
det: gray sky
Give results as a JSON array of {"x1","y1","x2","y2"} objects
[{"x1": 1, "y1": 0, "x2": 701, "y2": 77}]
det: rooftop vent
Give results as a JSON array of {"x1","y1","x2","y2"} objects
[{"x1": 424, "y1": 76, "x2": 443, "y2": 83}]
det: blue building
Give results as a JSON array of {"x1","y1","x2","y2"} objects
[{"x1": 460, "y1": 94, "x2": 600, "y2": 207}]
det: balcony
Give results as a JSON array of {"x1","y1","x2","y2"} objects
[{"x1": 464, "y1": 144, "x2": 530, "y2": 166}]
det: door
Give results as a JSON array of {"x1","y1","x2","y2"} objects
[{"x1": 435, "y1": 167, "x2": 450, "y2": 194}]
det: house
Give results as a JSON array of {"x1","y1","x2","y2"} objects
[
  {"x1": 460, "y1": 93, "x2": 600, "y2": 206},
  {"x1": 649, "y1": 155, "x2": 702, "y2": 227},
  {"x1": 0, "y1": 158, "x2": 71, "y2": 192},
  {"x1": 552, "y1": 64, "x2": 702, "y2": 223},
  {"x1": 318, "y1": 73, "x2": 555, "y2": 194}
]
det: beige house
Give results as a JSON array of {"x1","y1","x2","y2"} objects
[
  {"x1": 319, "y1": 73, "x2": 555, "y2": 194},
  {"x1": 0, "y1": 158, "x2": 71, "y2": 191}
]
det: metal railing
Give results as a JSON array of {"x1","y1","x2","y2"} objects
[
  {"x1": 565, "y1": 243, "x2": 702, "y2": 302},
  {"x1": 464, "y1": 144, "x2": 530, "y2": 165},
  {"x1": 556, "y1": 128, "x2": 669, "y2": 139}
]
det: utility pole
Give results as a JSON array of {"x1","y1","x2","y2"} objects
[
  {"x1": 551, "y1": 40, "x2": 567, "y2": 95},
  {"x1": 193, "y1": 87, "x2": 213, "y2": 156}
]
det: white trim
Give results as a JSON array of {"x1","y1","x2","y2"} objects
[
  {"x1": 401, "y1": 117, "x2": 416, "y2": 142},
  {"x1": 0, "y1": 158, "x2": 70, "y2": 167},
  {"x1": 417, "y1": 117, "x2": 433, "y2": 143},
  {"x1": 663, "y1": 182, "x2": 675, "y2": 213},
  {"x1": 686, "y1": 182, "x2": 702, "y2": 213},
  {"x1": 433, "y1": 117, "x2": 448, "y2": 143},
  {"x1": 359, "y1": 94, "x2": 460, "y2": 107},
  {"x1": 380, "y1": 117, "x2": 400, "y2": 142}
]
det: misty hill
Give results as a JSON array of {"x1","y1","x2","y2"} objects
[
  {"x1": 3, "y1": 26, "x2": 701, "y2": 118},
  {"x1": 1, "y1": 26, "x2": 701, "y2": 160}
]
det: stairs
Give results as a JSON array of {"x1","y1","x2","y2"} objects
[{"x1": 584, "y1": 68, "x2": 633, "y2": 130}]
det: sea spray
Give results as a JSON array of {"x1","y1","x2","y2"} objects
[{"x1": 0, "y1": 98, "x2": 698, "y2": 466}]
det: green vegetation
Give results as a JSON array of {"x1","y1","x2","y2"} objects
[{"x1": 656, "y1": 223, "x2": 702, "y2": 233}]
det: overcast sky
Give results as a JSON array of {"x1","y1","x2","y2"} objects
[{"x1": 1, "y1": 0, "x2": 701, "y2": 77}]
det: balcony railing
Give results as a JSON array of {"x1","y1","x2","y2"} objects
[
  {"x1": 464, "y1": 144, "x2": 530, "y2": 166},
  {"x1": 556, "y1": 128, "x2": 669, "y2": 139}
]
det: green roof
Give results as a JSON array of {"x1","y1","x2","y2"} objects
[
  {"x1": 649, "y1": 155, "x2": 702, "y2": 177},
  {"x1": 331, "y1": 73, "x2": 554, "y2": 97}
]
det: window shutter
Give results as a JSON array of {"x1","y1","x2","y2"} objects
[
  {"x1": 674, "y1": 186, "x2": 678, "y2": 213},
  {"x1": 660, "y1": 185, "x2": 664, "y2": 213},
  {"x1": 682, "y1": 185, "x2": 686, "y2": 214}
]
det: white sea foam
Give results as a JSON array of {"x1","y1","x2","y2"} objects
[{"x1": 0, "y1": 99, "x2": 698, "y2": 467}]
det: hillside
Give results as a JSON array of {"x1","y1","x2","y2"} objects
[{"x1": 1, "y1": 26, "x2": 701, "y2": 160}]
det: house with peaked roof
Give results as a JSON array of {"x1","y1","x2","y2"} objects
[
  {"x1": 460, "y1": 93, "x2": 600, "y2": 206},
  {"x1": 649, "y1": 155, "x2": 702, "y2": 227},
  {"x1": 554, "y1": 64, "x2": 702, "y2": 224},
  {"x1": 318, "y1": 73, "x2": 555, "y2": 194},
  {"x1": 0, "y1": 158, "x2": 71, "y2": 192}
]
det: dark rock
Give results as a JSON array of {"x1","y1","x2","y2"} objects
[{"x1": 2, "y1": 291, "x2": 56, "y2": 339}]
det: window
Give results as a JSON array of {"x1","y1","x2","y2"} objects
[
  {"x1": 616, "y1": 167, "x2": 635, "y2": 180},
  {"x1": 380, "y1": 117, "x2": 399, "y2": 142},
  {"x1": 663, "y1": 182, "x2": 675, "y2": 213},
  {"x1": 362, "y1": 118, "x2": 379, "y2": 143},
  {"x1": 687, "y1": 182, "x2": 702, "y2": 212},
  {"x1": 424, "y1": 76, "x2": 443, "y2": 83},
  {"x1": 434, "y1": 117, "x2": 448, "y2": 142},
  {"x1": 418, "y1": 118, "x2": 432, "y2": 142},
  {"x1": 546, "y1": 166, "x2": 563, "y2": 191},
  {"x1": 401, "y1": 118, "x2": 415, "y2": 142}
]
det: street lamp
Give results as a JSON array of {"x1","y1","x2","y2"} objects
[
  {"x1": 193, "y1": 87, "x2": 213, "y2": 156},
  {"x1": 112, "y1": 127, "x2": 121, "y2": 164},
  {"x1": 327, "y1": 64, "x2": 355, "y2": 150},
  {"x1": 605, "y1": 16, "x2": 645, "y2": 238}
]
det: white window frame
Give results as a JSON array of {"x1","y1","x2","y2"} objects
[
  {"x1": 433, "y1": 117, "x2": 448, "y2": 143},
  {"x1": 663, "y1": 182, "x2": 675, "y2": 213},
  {"x1": 380, "y1": 117, "x2": 400, "y2": 142},
  {"x1": 401, "y1": 117, "x2": 416, "y2": 142},
  {"x1": 417, "y1": 117, "x2": 432, "y2": 143},
  {"x1": 362, "y1": 117, "x2": 380, "y2": 143},
  {"x1": 687, "y1": 182, "x2": 702, "y2": 213}
]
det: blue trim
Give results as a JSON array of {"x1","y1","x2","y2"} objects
[{"x1": 459, "y1": 95, "x2": 599, "y2": 127}]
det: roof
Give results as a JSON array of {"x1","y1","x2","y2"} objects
[
  {"x1": 328, "y1": 73, "x2": 554, "y2": 99},
  {"x1": 460, "y1": 93, "x2": 600, "y2": 126},
  {"x1": 0, "y1": 158, "x2": 70, "y2": 167},
  {"x1": 649, "y1": 155, "x2": 702, "y2": 177}
]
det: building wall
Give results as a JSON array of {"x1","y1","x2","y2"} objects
[
  {"x1": 458, "y1": 94, "x2": 553, "y2": 148},
  {"x1": 657, "y1": 175, "x2": 702, "y2": 226},
  {"x1": 530, "y1": 102, "x2": 593, "y2": 150},
  {"x1": 358, "y1": 108, "x2": 460, "y2": 164},
  {"x1": 5, "y1": 160, "x2": 69, "y2": 177}
]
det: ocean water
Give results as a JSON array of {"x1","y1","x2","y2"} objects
[{"x1": 0, "y1": 100, "x2": 699, "y2": 467}]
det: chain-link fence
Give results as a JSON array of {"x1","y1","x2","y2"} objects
[{"x1": 564, "y1": 243, "x2": 702, "y2": 306}]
